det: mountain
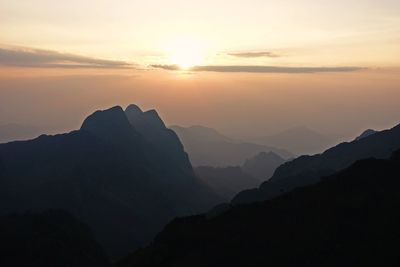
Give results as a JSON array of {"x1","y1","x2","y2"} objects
[
  {"x1": 242, "y1": 151, "x2": 286, "y2": 181},
  {"x1": 194, "y1": 152, "x2": 287, "y2": 201},
  {"x1": 0, "y1": 210, "x2": 110, "y2": 267},
  {"x1": 251, "y1": 126, "x2": 334, "y2": 155},
  {"x1": 117, "y1": 149, "x2": 400, "y2": 267},
  {"x1": 125, "y1": 105, "x2": 191, "y2": 169},
  {"x1": 195, "y1": 166, "x2": 260, "y2": 201},
  {"x1": 355, "y1": 129, "x2": 378, "y2": 140},
  {"x1": 0, "y1": 105, "x2": 222, "y2": 258},
  {"x1": 233, "y1": 123, "x2": 400, "y2": 204},
  {"x1": 171, "y1": 125, "x2": 293, "y2": 166},
  {"x1": 0, "y1": 123, "x2": 43, "y2": 143}
]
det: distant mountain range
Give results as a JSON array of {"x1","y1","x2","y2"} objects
[
  {"x1": 242, "y1": 151, "x2": 287, "y2": 181},
  {"x1": 117, "y1": 148, "x2": 400, "y2": 267},
  {"x1": 0, "y1": 105, "x2": 222, "y2": 258},
  {"x1": 3, "y1": 104, "x2": 399, "y2": 266},
  {"x1": 171, "y1": 125, "x2": 294, "y2": 166},
  {"x1": 251, "y1": 126, "x2": 335, "y2": 155},
  {"x1": 194, "y1": 151, "x2": 287, "y2": 202},
  {"x1": 233, "y1": 123, "x2": 400, "y2": 204}
]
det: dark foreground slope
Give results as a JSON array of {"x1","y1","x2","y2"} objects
[
  {"x1": 118, "y1": 150, "x2": 400, "y2": 267},
  {"x1": 233, "y1": 123, "x2": 400, "y2": 204},
  {"x1": 0, "y1": 210, "x2": 109, "y2": 267},
  {"x1": 0, "y1": 105, "x2": 221, "y2": 258}
]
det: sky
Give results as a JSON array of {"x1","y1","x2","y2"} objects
[{"x1": 0, "y1": 0, "x2": 399, "y2": 140}]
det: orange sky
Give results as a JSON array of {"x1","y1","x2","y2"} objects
[
  {"x1": 1, "y1": 0, "x2": 400, "y2": 68},
  {"x1": 0, "y1": 67, "x2": 399, "y2": 141},
  {"x1": 0, "y1": 1, "x2": 399, "y2": 140}
]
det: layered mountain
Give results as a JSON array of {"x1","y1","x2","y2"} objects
[
  {"x1": 171, "y1": 125, "x2": 293, "y2": 166},
  {"x1": 117, "y1": 149, "x2": 400, "y2": 267},
  {"x1": 251, "y1": 126, "x2": 334, "y2": 155},
  {"x1": 0, "y1": 105, "x2": 222, "y2": 258},
  {"x1": 195, "y1": 166, "x2": 259, "y2": 201},
  {"x1": 242, "y1": 151, "x2": 287, "y2": 181},
  {"x1": 0, "y1": 210, "x2": 110, "y2": 267},
  {"x1": 233, "y1": 123, "x2": 400, "y2": 204},
  {"x1": 194, "y1": 152, "x2": 287, "y2": 201}
]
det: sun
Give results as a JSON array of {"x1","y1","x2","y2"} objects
[
  {"x1": 165, "y1": 37, "x2": 207, "y2": 70},
  {"x1": 169, "y1": 49, "x2": 203, "y2": 70}
]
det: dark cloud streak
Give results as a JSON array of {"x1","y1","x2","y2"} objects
[
  {"x1": 151, "y1": 64, "x2": 365, "y2": 74},
  {"x1": 0, "y1": 47, "x2": 134, "y2": 69},
  {"x1": 228, "y1": 51, "x2": 281, "y2": 58}
]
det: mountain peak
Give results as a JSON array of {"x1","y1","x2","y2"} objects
[
  {"x1": 356, "y1": 129, "x2": 378, "y2": 141},
  {"x1": 242, "y1": 151, "x2": 286, "y2": 181},
  {"x1": 142, "y1": 110, "x2": 166, "y2": 128},
  {"x1": 125, "y1": 105, "x2": 166, "y2": 130},
  {"x1": 125, "y1": 104, "x2": 143, "y2": 115},
  {"x1": 80, "y1": 106, "x2": 132, "y2": 138}
]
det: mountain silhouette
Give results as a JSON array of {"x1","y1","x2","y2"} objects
[
  {"x1": 0, "y1": 105, "x2": 222, "y2": 258},
  {"x1": 117, "y1": 149, "x2": 400, "y2": 267},
  {"x1": 251, "y1": 126, "x2": 334, "y2": 155},
  {"x1": 195, "y1": 166, "x2": 259, "y2": 201},
  {"x1": 194, "y1": 152, "x2": 287, "y2": 201},
  {"x1": 0, "y1": 210, "x2": 110, "y2": 267},
  {"x1": 233, "y1": 123, "x2": 400, "y2": 204},
  {"x1": 355, "y1": 129, "x2": 378, "y2": 141},
  {"x1": 0, "y1": 123, "x2": 43, "y2": 143},
  {"x1": 242, "y1": 151, "x2": 286, "y2": 181},
  {"x1": 171, "y1": 125, "x2": 293, "y2": 166},
  {"x1": 125, "y1": 105, "x2": 192, "y2": 169}
]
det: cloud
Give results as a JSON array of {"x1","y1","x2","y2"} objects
[
  {"x1": 0, "y1": 46, "x2": 134, "y2": 69},
  {"x1": 151, "y1": 65, "x2": 365, "y2": 73},
  {"x1": 228, "y1": 51, "x2": 281, "y2": 58}
]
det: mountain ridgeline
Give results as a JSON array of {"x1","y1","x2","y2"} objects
[
  {"x1": 195, "y1": 151, "x2": 286, "y2": 201},
  {"x1": 2, "y1": 103, "x2": 399, "y2": 266},
  {"x1": 0, "y1": 105, "x2": 222, "y2": 258},
  {"x1": 171, "y1": 125, "x2": 294, "y2": 167},
  {"x1": 117, "y1": 149, "x2": 400, "y2": 267},
  {"x1": 233, "y1": 123, "x2": 400, "y2": 204}
]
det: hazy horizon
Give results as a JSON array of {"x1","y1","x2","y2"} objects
[{"x1": 1, "y1": 69, "x2": 399, "y2": 142}]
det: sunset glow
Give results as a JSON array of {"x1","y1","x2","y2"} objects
[
  {"x1": 0, "y1": 0, "x2": 399, "y2": 137},
  {"x1": 165, "y1": 37, "x2": 209, "y2": 69}
]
